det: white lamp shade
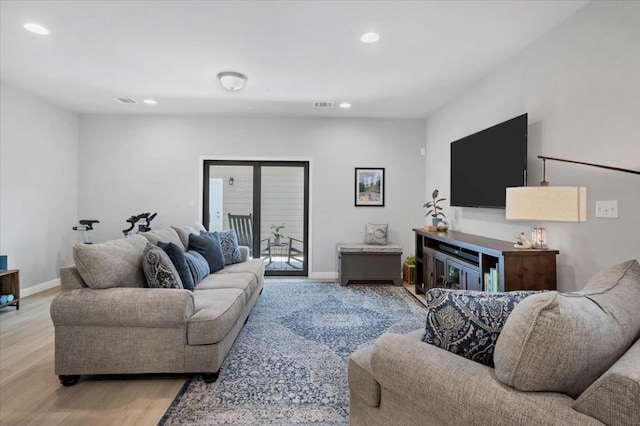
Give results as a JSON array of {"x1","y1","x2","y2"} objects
[{"x1": 505, "y1": 186, "x2": 587, "y2": 222}]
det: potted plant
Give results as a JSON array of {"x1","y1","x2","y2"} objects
[
  {"x1": 423, "y1": 189, "x2": 446, "y2": 226},
  {"x1": 403, "y1": 255, "x2": 416, "y2": 284},
  {"x1": 270, "y1": 223, "x2": 285, "y2": 245}
]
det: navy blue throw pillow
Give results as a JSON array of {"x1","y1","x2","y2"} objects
[
  {"x1": 188, "y1": 233, "x2": 225, "y2": 273},
  {"x1": 157, "y1": 241, "x2": 195, "y2": 291},
  {"x1": 421, "y1": 288, "x2": 537, "y2": 367}
]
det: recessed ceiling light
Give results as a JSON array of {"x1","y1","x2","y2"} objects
[
  {"x1": 217, "y1": 71, "x2": 247, "y2": 91},
  {"x1": 143, "y1": 99, "x2": 157, "y2": 105},
  {"x1": 339, "y1": 102, "x2": 352, "y2": 109},
  {"x1": 24, "y1": 23, "x2": 50, "y2": 35},
  {"x1": 360, "y1": 32, "x2": 380, "y2": 43}
]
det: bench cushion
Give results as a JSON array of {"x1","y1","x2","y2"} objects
[{"x1": 337, "y1": 243, "x2": 402, "y2": 254}]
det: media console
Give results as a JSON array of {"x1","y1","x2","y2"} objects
[{"x1": 414, "y1": 229, "x2": 558, "y2": 294}]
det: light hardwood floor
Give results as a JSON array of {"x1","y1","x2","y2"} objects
[{"x1": 0, "y1": 288, "x2": 185, "y2": 425}]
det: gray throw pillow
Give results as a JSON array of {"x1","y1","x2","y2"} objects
[
  {"x1": 212, "y1": 229, "x2": 242, "y2": 265},
  {"x1": 141, "y1": 243, "x2": 183, "y2": 289},
  {"x1": 421, "y1": 288, "x2": 537, "y2": 367},
  {"x1": 188, "y1": 233, "x2": 225, "y2": 273},
  {"x1": 364, "y1": 223, "x2": 388, "y2": 245},
  {"x1": 184, "y1": 250, "x2": 210, "y2": 284}
]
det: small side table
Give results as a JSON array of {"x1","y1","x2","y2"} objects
[{"x1": 0, "y1": 269, "x2": 20, "y2": 310}]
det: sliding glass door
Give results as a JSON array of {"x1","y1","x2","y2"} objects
[{"x1": 203, "y1": 160, "x2": 309, "y2": 276}]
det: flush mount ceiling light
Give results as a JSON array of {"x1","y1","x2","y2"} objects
[
  {"x1": 24, "y1": 23, "x2": 50, "y2": 35},
  {"x1": 339, "y1": 102, "x2": 352, "y2": 109},
  {"x1": 143, "y1": 99, "x2": 157, "y2": 105},
  {"x1": 360, "y1": 32, "x2": 380, "y2": 43},
  {"x1": 217, "y1": 71, "x2": 247, "y2": 91}
]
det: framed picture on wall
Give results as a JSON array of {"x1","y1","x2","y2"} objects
[{"x1": 355, "y1": 167, "x2": 385, "y2": 207}]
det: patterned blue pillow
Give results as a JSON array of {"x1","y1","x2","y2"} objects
[
  {"x1": 141, "y1": 243, "x2": 183, "y2": 289},
  {"x1": 421, "y1": 288, "x2": 537, "y2": 367},
  {"x1": 184, "y1": 250, "x2": 210, "y2": 284},
  {"x1": 212, "y1": 230, "x2": 242, "y2": 265}
]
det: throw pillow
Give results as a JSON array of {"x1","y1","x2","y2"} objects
[
  {"x1": 494, "y1": 259, "x2": 640, "y2": 398},
  {"x1": 188, "y1": 233, "x2": 225, "y2": 273},
  {"x1": 364, "y1": 223, "x2": 388, "y2": 245},
  {"x1": 141, "y1": 243, "x2": 184, "y2": 289},
  {"x1": 184, "y1": 250, "x2": 210, "y2": 285},
  {"x1": 213, "y1": 229, "x2": 242, "y2": 265},
  {"x1": 157, "y1": 241, "x2": 195, "y2": 291},
  {"x1": 421, "y1": 288, "x2": 536, "y2": 367}
]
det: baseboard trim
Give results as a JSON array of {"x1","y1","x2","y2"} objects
[
  {"x1": 308, "y1": 272, "x2": 338, "y2": 280},
  {"x1": 21, "y1": 278, "x2": 60, "y2": 297}
]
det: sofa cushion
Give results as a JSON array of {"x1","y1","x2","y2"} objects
[
  {"x1": 157, "y1": 241, "x2": 195, "y2": 291},
  {"x1": 214, "y1": 229, "x2": 242, "y2": 265},
  {"x1": 189, "y1": 233, "x2": 225, "y2": 273},
  {"x1": 184, "y1": 250, "x2": 210, "y2": 284},
  {"x1": 573, "y1": 338, "x2": 640, "y2": 426},
  {"x1": 172, "y1": 223, "x2": 206, "y2": 250},
  {"x1": 215, "y1": 258, "x2": 266, "y2": 282},
  {"x1": 142, "y1": 243, "x2": 183, "y2": 289},
  {"x1": 494, "y1": 259, "x2": 640, "y2": 398},
  {"x1": 364, "y1": 223, "x2": 388, "y2": 245},
  {"x1": 141, "y1": 228, "x2": 184, "y2": 251},
  {"x1": 421, "y1": 288, "x2": 536, "y2": 367},
  {"x1": 195, "y1": 272, "x2": 258, "y2": 304},
  {"x1": 73, "y1": 235, "x2": 147, "y2": 289},
  {"x1": 188, "y1": 288, "x2": 245, "y2": 345}
]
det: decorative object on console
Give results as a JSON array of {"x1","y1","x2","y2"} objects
[
  {"x1": 355, "y1": 167, "x2": 385, "y2": 207},
  {"x1": 436, "y1": 220, "x2": 449, "y2": 231},
  {"x1": 514, "y1": 232, "x2": 532, "y2": 249},
  {"x1": 0, "y1": 255, "x2": 7, "y2": 270},
  {"x1": 364, "y1": 223, "x2": 388, "y2": 245},
  {"x1": 421, "y1": 288, "x2": 537, "y2": 367},
  {"x1": 423, "y1": 189, "x2": 446, "y2": 226}
]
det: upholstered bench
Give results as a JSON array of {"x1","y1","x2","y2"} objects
[{"x1": 337, "y1": 243, "x2": 403, "y2": 286}]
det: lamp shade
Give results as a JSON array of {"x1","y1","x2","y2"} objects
[{"x1": 505, "y1": 186, "x2": 587, "y2": 222}]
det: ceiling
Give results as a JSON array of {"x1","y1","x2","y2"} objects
[{"x1": 0, "y1": 0, "x2": 588, "y2": 118}]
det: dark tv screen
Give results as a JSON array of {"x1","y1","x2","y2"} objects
[{"x1": 450, "y1": 113, "x2": 527, "y2": 208}]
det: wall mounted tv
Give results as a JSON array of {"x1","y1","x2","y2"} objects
[{"x1": 450, "y1": 113, "x2": 527, "y2": 209}]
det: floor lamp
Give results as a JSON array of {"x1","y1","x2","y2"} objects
[{"x1": 505, "y1": 155, "x2": 639, "y2": 249}]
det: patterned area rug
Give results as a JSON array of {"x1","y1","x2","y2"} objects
[{"x1": 159, "y1": 280, "x2": 427, "y2": 425}]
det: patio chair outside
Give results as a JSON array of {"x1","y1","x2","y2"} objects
[
  {"x1": 228, "y1": 213, "x2": 270, "y2": 259},
  {"x1": 287, "y1": 236, "x2": 304, "y2": 268}
]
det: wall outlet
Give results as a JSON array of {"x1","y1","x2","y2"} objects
[{"x1": 595, "y1": 200, "x2": 618, "y2": 218}]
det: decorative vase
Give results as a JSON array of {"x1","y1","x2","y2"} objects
[
  {"x1": 437, "y1": 221, "x2": 449, "y2": 232},
  {"x1": 274, "y1": 237, "x2": 281, "y2": 245},
  {"x1": 432, "y1": 218, "x2": 441, "y2": 226}
]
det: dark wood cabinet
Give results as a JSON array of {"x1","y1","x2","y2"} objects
[{"x1": 414, "y1": 229, "x2": 558, "y2": 294}]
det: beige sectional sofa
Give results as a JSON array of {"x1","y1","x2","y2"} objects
[
  {"x1": 50, "y1": 224, "x2": 264, "y2": 386},
  {"x1": 349, "y1": 260, "x2": 640, "y2": 426}
]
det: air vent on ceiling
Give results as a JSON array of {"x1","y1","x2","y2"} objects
[
  {"x1": 312, "y1": 101, "x2": 334, "y2": 108},
  {"x1": 116, "y1": 98, "x2": 136, "y2": 104}
]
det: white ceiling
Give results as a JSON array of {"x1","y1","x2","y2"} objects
[{"x1": 0, "y1": 0, "x2": 588, "y2": 118}]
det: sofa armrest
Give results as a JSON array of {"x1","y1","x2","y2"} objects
[
  {"x1": 369, "y1": 333, "x2": 603, "y2": 425},
  {"x1": 50, "y1": 287, "x2": 195, "y2": 328}
]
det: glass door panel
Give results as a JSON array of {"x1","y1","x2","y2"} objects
[{"x1": 260, "y1": 166, "x2": 305, "y2": 272}]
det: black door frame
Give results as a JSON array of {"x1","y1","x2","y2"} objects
[{"x1": 202, "y1": 160, "x2": 310, "y2": 276}]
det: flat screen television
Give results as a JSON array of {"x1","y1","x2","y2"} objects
[{"x1": 450, "y1": 113, "x2": 527, "y2": 208}]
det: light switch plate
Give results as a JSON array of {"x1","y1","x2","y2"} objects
[{"x1": 595, "y1": 200, "x2": 618, "y2": 218}]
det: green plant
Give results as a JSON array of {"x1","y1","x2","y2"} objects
[
  {"x1": 270, "y1": 223, "x2": 285, "y2": 239},
  {"x1": 405, "y1": 255, "x2": 416, "y2": 265},
  {"x1": 423, "y1": 189, "x2": 446, "y2": 220}
]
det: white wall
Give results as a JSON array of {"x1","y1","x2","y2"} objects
[
  {"x1": 78, "y1": 116, "x2": 426, "y2": 277},
  {"x1": 0, "y1": 83, "x2": 79, "y2": 292},
  {"x1": 425, "y1": 1, "x2": 640, "y2": 291}
]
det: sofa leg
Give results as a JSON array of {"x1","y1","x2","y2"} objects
[
  {"x1": 202, "y1": 372, "x2": 219, "y2": 383},
  {"x1": 59, "y1": 375, "x2": 80, "y2": 387}
]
